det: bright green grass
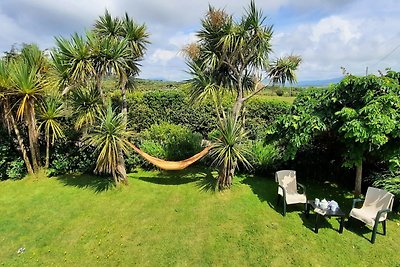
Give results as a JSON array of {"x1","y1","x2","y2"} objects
[{"x1": 1, "y1": 169, "x2": 399, "y2": 266}]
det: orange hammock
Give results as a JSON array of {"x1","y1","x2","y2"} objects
[{"x1": 128, "y1": 143, "x2": 211, "y2": 171}]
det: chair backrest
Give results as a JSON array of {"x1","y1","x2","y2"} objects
[
  {"x1": 275, "y1": 170, "x2": 297, "y2": 194},
  {"x1": 363, "y1": 187, "x2": 394, "y2": 220}
]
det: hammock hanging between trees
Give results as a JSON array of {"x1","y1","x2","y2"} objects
[{"x1": 128, "y1": 143, "x2": 211, "y2": 171}]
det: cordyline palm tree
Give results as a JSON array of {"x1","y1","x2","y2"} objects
[
  {"x1": 0, "y1": 58, "x2": 34, "y2": 174},
  {"x1": 83, "y1": 104, "x2": 135, "y2": 184},
  {"x1": 184, "y1": 1, "x2": 273, "y2": 188},
  {"x1": 69, "y1": 84, "x2": 103, "y2": 131},
  {"x1": 185, "y1": 1, "x2": 273, "y2": 120},
  {"x1": 268, "y1": 55, "x2": 302, "y2": 96},
  {"x1": 53, "y1": 33, "x2": 98, "y2": 99},
  {"x1": 210, "y1": 112, "x2": 253, "y2": 189},
  {"x1": 94, "y1": 10, "x2": 150, "y2": 120},
  {"x1": 38, "y1": 97, "x2": 65, "y2": 168},
  {"x1": 185, "y1": 1, "x2": 302, "y2": 188},
  {"x1": 8, "y1": 45, "x2": 49, "y2": 172}
]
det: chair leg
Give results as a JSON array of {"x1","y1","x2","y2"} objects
[
  {"x1": 382, "y1": 220, "x2": 387, "y2": 235},
  {"x1": 277, "y1": 194, "x2": 281, "y2": 207},
  {"x1": 283, "y1": 201, "x2": 286, "y2": 216},
  {"x1": 371, "y1": 223, "x2": 379, "y2": 244}
]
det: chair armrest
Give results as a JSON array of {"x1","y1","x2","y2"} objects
[
  {"x1": 374, "y1": 208, "x2": 391, "y2": 225},
  {"x1": 278, "y1": 184, "x2": 287, "y2": 200},
  {"x1": 297, "y1": 183, "x2": 306, "y2": 195},
  {"x1": 352, "y1": 198, "x2": 364, "y2": 209}
]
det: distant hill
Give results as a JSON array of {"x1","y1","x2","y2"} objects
[{"x1": 297, "y1": 77, "x2": 343, "y2": 87}]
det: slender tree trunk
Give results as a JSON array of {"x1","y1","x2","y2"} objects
[
  {"x1": 355, "y1": 161, "x2": 363, "y2": 197},
  {"x1": 26, "y1": 100, "x2": 40, "y2": 172},
  {"x1": 116, "y1": 76, "x2": 129, "y2": 185},
  {"x1": 121, "y1": 78, "x2": 128, "y2": 123},
  {"x1": 4, "y1": 100, "x2": 34, "y2": 174},
  {"x1": 116, "y1": 151, "x2": 128, "y2": 185},
  {"x1": 45, "y1": 128, "x2": 50, "y2": 169},
  {"x1": 95, "y1": 73, "x2": 107, "y2": 107}
]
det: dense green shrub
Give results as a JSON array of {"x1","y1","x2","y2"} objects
[
  {"x1": 368, "y1": 170, "x2": 400, "y2": 211},
  {"x1": 246, "y1": 98, "x2": 291, "y2": 139},
  {"x1": 0, "y1": 128, "x2": 27, "y2": 180},
  {"x1": 48, "y1": 128, "x2": 96, "y2": 176},
  {"x1": 123, "y1": 89, "x2": 217, "y2": 136},
  {"x1": 5, "y1": 159, "x2": 26, "y2": 179},
  {"x1": 275, "y1": 88, "x2": 284, "y2": 96},
  {"x1": 248, "y1": 141, "x2": 281, "y2": 174},
  {"x1": 127, "y1": 122, "x2": 203, "y2": 170}
]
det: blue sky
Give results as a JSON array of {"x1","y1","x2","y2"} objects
[{"x1": 1, "y1": 0, "x2": 399, "y2": 82}]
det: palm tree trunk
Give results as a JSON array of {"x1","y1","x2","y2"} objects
[
  {"x1": 121, "y1": 78, "x2": 128, "y2": 123},
  {"x1": 217, "y1": 159, "x2": 237, "y2": 190},
  {"x1": 96, "y1": 73, "x2": 107, "y2": 107},
  {"x1": 26, "y1": 100, "x2": 40, "y2": 172},
  {"x1": 355, "y1": 161, "x2": 363, "y2": 197},
  {"x1": 4, "y1": 100, "x2": 34, "y2": 174},
  {"x1": 45, "y1": 128, "x2": 50, "y2": 169},
  {"x1": 116, "y1": 152, "x2": 128, "y2": 185}
]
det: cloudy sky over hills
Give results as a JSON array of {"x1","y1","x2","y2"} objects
[{"x1": 1, "y1": 0, "x2": 399, "y2": 81}]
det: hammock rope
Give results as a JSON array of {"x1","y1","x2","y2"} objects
[{"x1": 128, "y1": 143, "x2": 211, "y2": 171}]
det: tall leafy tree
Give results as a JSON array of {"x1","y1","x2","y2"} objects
[{"x1": 269, "y1": 72, "x2": 400, "y2": 196}]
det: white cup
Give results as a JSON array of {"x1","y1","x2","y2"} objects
[{"x1": 315, "y1": 198, "x2": 320, "y2": 206}]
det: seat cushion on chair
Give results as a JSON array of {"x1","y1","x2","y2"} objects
[
  {"x1": 349, "y1": 207, "x2": 379, "y2": 227},
  {"x1": 285, "y1": 193, "x2": 307, "y2": 204}
]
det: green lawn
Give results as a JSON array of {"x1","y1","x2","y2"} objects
[{"x1": 1, "y1": 168, "x2": 399, "y2": 266}]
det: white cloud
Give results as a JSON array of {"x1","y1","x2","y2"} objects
[
  {"x1": 169, "y1": 32, "x2": 197, "y2": 48},
  {"x1": 0, "y1": 0, "x2": 400, "y2": 81},
  {"x1": 310, "y1": 16, "x2": 361, "y2": 44},
  {"x1": 149, "y1": 49, "x2": 178, "y2": 65}
]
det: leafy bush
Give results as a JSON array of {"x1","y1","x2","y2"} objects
[
  {"x1": 48, "y1": 128, "x2": 96, "y2": 176},
  {"x1": 130, "y1": 123, "x2": 203, "y2": 170},
  {"x1": 246, "y1": 98, "x2": 291, "y2": 139},
  {"x1": 248, "y1": 141, "x2": 281, "y2": 174},
  {"x1": 6, "y1": 159, "x2": 26, "y2": 179},
  {"x1": 368, "y1": 169, "x2": 400, "y2": 211},
  {"x1": 0, "y1": 128, "x2": 27, "y2": 180},
  {"x1": 142, "y1": 122, "x2": 202, "y2": 160},
  {"x1": 275, "y1": 88, "x2": 284, "y2": 96},
  {"x1": 123, "y1": 89, "x2": 217, "y2": 136}
]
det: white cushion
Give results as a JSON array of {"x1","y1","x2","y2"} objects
[{"x1": 285, "y1": 193, "x2": 307, "y2": 205}]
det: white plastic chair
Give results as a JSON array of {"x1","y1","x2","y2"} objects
[
  {"x1": 275, "y1": 170, "x2": 307, "y2": 216},
  {"x1": 349, "y1": 187, "x2": 394, "y2": 243}
]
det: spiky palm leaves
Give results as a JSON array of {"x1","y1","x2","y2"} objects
[
  {"x1": 8, "y1": 45, "x2": 50, "y2": 172},
  {"x1": 69, "y1": 84, "x2": 103, "y2": 130},
  {"x1": 185, "y1": 1, "x2": 271, "y2": 188},
  {"x1": 268, "y1": 55, "x2": 302, "y2": 86},
  {"x1": 39, "y1": 97, "x2": 65, "y2": 168},
  {"x1": 210, "y1": 112, "x2": 252, "y2": 189},
  {"x1": 186, "y1": 1, "x2": 273, "y2": 111},
  {"x1": 83, "y1": 104, "x2": 135, "y2": 184}
]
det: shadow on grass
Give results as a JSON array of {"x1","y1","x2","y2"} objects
[
  {"x1": 298, "y1": 211, "x2": 344, "y2": 234},
  {"x1": 241, "y1": 173, "x2": 287, "y2": 215},
  {"x1": 133, "y1": 167, "x2": 218, "y2": 192},
  {"x1": 55, "y1": 174, "x2": 115, "y2": 193}
]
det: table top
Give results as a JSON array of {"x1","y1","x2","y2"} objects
[{"x1": 307, "y1": 200, "x2": 346, "y2": 217}]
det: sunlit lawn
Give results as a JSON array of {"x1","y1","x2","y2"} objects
[{"x1": 1, "y1": 168, "x2": 399, "y2": 266}]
